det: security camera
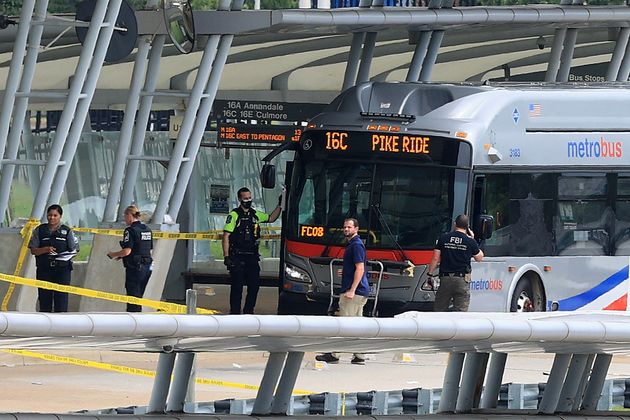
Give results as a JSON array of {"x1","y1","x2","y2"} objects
[
  {"x1": 536, "y1": 36, "x2": 546, "y2": 50},
  {"x1": 162, "y1": 345, "x2": 174, "y2": 353}
]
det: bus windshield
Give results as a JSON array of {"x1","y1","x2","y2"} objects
[{"x1": 288, "y1": 160, "x2": 470, "y2": 249}]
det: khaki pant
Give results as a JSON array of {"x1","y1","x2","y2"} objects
[
  {"x1": 335, "y1": 294, "x2": 368, "y2": 359},
  {"x1": 433, "y1": 273, "x2": 471, "y2": 312}
]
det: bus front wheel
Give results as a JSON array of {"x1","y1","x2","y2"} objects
[{"x1": 510, "y1": 276, "x2": 544, "y2": 312}]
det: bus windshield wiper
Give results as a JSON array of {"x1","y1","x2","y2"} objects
[{"x1": 371, "y1": 203, "x2": 415, "y2": 276}]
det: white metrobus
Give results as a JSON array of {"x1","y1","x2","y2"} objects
[{"x1": 265, "y1": 82, "x2": 630, "y2": 314}]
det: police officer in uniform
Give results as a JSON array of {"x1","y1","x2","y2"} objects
[
  {"x1": 427, "y1": 214, "x2": 484, "y2": 311},
  {"x1": 223, "y1": 187, "x2": 282, "y2": 314},
  {"x1": 108, "y1": 205, "x2": 153, "y2": 312},
  {"x1": 29, "y1": 204, "x2": 79, "y2": 312}
]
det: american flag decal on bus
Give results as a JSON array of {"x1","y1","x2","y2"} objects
[{"x1": 529, "y1": 103, "x2": 541, "y2": 117}]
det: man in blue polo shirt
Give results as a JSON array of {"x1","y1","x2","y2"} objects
[{"x1": 316, "y1": 218, "x2": 370, "y2": 365}]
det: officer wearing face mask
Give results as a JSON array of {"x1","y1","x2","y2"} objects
[{"x1": 223, "y1": 187, "x2": 282, "y2": 314}]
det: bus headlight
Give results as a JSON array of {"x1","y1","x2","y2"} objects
[{"x1": 284, "y1": 264, "x2": 312, "y2": 283}]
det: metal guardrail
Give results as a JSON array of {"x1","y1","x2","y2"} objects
[{"x1": 93, "y1": 378, "x2": 630, "y2": 416}]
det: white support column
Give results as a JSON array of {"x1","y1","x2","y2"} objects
[
  {"x1": 30, "y1": 0, "x2": 109, "y2": 219},
  {"x1": 581, "y1": 354, "x2": 613, "y2": 411},
  {"x1": 0, "y1": 0, "x2": 47, "y2": 223},
  {"x1": 252, "y1": 352, "x2": 288, "y2": 415},
  {"x1": 556, "y1": 28, "x2": 578, "y2": 83},
  {"x1": 271, "y1": 352, "x2": 304, "y2": 415},
  {"x1": 0, "y1": 0, "x2": 36, "y2": 164},
  {"x1": 419, "y1": 30, "x2": 444, "y2": 82},
  {"x1": 49, "y1": 0, "x2": 124, "y2": 206},
  {"x1": 406, "y1": 31, "x2": 431, "y2": 82},
  {"x1": 119, "y1": 35, "x2": 166, "y2": 217},
  {"x1": 456, "y1": 352, "x2": 489, "y2": 413},
  {"x1": 480, "y1": 352, "x2": 507, "y2": 409},
  {"x1": 545, "y1": 28, "x2": 566, "y2": 82},
  {"x1": 606, "y1": 27, "x2": 630, "y2": 81},
  {"x1": 437, "y1": 352, "x2": 464, "y2": 413},
  {"x1": 355, "y1": 32, "x2": 377, "y2": 84},
  {"x1": 556, "y1": 354, "x2": 590, "y2": 412},
  {"x1": 538, "y1": 353, "x2": 571, "y2": 414},
  {"x1": 102, "y1": 36, "x2": 152, "y2": 222},
  {"x1": 148, "y1": 352, "x2": 177, "y2": 413},
  {"x1": 342, "y1": 33, "x2": 366, "y2": 90}
]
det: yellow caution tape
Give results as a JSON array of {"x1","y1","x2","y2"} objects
[
  {"x1": 0, "y1": 273, "x2": 218, "y2": 314},
  {"x1": 2, "y1": 349, "x2": 313, "y2": 395},
  {"x1": 1, "y1": 218, "x2": 40, "y2": 311},
  {"x1": 1, "y1": 220, "x2": 281, "y2": 312},
  {"x1": 73, "y1": 227, "x2": 280, "y2": 240}
]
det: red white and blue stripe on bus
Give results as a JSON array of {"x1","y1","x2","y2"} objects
[{"x1": 551, "y1": 265, "x2": 629, "y2": 311}]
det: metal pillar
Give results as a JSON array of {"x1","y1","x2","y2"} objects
[
  {"x1": 480, "y1": 352, "x2": 507, "y2": 409},
  {"x1": 152, "y1": 37, "x2": 222, "y2": 223},
  {"x1": 437, "y1": 352, "x2": 464, "y2": 413},
  {"x1": 166, "y1": 39, "x2": 230, "y2": 221},
  {"x1": 119, "y1": 35, "x2": 166, "y2": 217},
  {"x1": 30, "y1": 0, "x2": 108, "y2": 220},
  {"x1": 252, "y1": 352, "x2": 288, "y2": 415},
  {"x1": 166, "y1": 353, "x2": 195, "y2": 412},
  {"x1": 545, "y1": 28, "x2": 566, "y2": 82},
  {"x1": 572, "y1": 354, "x2": 595, "y2": 412},
  {"x1": 617, "y1": 35, "x2": 630, "y2": 81},
  {"x1": 148, "y1": 352, "x2": 177, "y2": 413},
  {"x1": 0, "y1": 0, "x2": 35, "y2": 163},
  {"x1": 355, "y1": 32, "x2": 377, "y2": 84},
  {"x1": 419, "y1": 30, "x2": 444, "y2": 82},
  {"x1": 406, "y1": 31, "x2": 431, "y2": 82},
  {"x1": 166, "y1": 290, "x2": 198, "y2": 412},
  {"x1": 0, "y1": 0, "x2": 47, "y2": 223},
  {"x1": 606, "y1": 27, "x2": 630, "y2": 81},
  {"x1": 342, "y1": 33, "x2": 366, "y2": 90},
  {"x1": 102, "y1": 36, "x2": 151, "y2": 222},
  {"x1": 49, "y1": 0, "x2": 123, "y2": 206},
  {"x1": 538, "y1": 353, "x2": 571, "y2": 414},
  {"x1": 22, "y1": 115, "x2": 41, "y2": 197},
  {"x1": 456, "y1": 352, "x2": 489, "y2": 413},
  {"x1": 556, "y1": 28, "x2": 578, "y2": 83},
  {"x1": 271, "y1": 352, "x2": 305, "y2": 414},
  {"x1": 185, "y1": 289, "x2": 197, "y2": 403},
  {"x1": 556, "y1": 354, "x2": 590, "y2": 412},
  {"x1": 581, "y1": 354, "x2": 613, "y2": 411}
]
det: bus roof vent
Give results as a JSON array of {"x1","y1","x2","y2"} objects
[{"x1": 326, "y1": 82, "x2": 457, "y2": 117}]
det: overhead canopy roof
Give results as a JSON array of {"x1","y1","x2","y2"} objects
[
  {"x1": 0, "y1": 5, "x2": 625, "y2": 107},
  {"x1": 1, "y1": 311, "x2": 630, "y2": 354}
]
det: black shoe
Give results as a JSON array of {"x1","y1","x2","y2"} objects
[
  {"x1": 315, "y1": 353, "x2": 339, "y2": 364},
  {"x1": 351, "y1": 356, "x2": 365, "y2": 365}
]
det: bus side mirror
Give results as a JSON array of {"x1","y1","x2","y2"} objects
[
  {"x1": 476, "y1": 214, "x2": 494, "y2": 240},
  {"x1": 260, "y1": 163, "x2": 276, "y2": 189}
]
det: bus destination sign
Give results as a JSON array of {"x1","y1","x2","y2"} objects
[
  {"x1": 300, "y1": 130, "x2": 469, "y2": 166},
  {"x1": 218, "y1": 123, "x2": 303, "y2": 143},
  {"x1": 324, "y1": 131, "x2": 431, "y2": 155}
]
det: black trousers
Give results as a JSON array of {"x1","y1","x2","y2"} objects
[
  {"x1": 125, "y1": 263, "x2": 152, "y2": 312},
  {"x1": 36, "y1": 266, "x2": 72, "y2": 313},
  {"x1": 229, "y1": 254, "x2": 261, "y2": 314}
]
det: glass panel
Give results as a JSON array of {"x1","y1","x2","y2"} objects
[
  {"x1": 289, "y1": 160, "x2": 372, "y2": 246},
  {"x1": 483, "y1": 173, "x2": 555, "y2": 257},
  {"x1": 289, "y1": 161, "x2": 462, "y2": 249},
  {"x1": 555, "y1": 174, "x2": 610, "y2": 256},
  {"x1": 558, "y1": 175, "x2": 607, "y2": 199},
  {"x1": 372, "y1": 165, "x2": 459, "y2": 248},
  {"x1": 614, "y1": 175, "x2": 630, "y2": 255}
]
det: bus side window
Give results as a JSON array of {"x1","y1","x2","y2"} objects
[
  {"x1": 555, "y1": 174, "x2": 611, "y2": 256},
  {"x1": 614, "y1": 175, "x2": 630, "y2": 255}
]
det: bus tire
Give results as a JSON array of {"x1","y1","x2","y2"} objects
[{"x1": 510, "y1": 274, "x2": 545, "y2": 312}]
